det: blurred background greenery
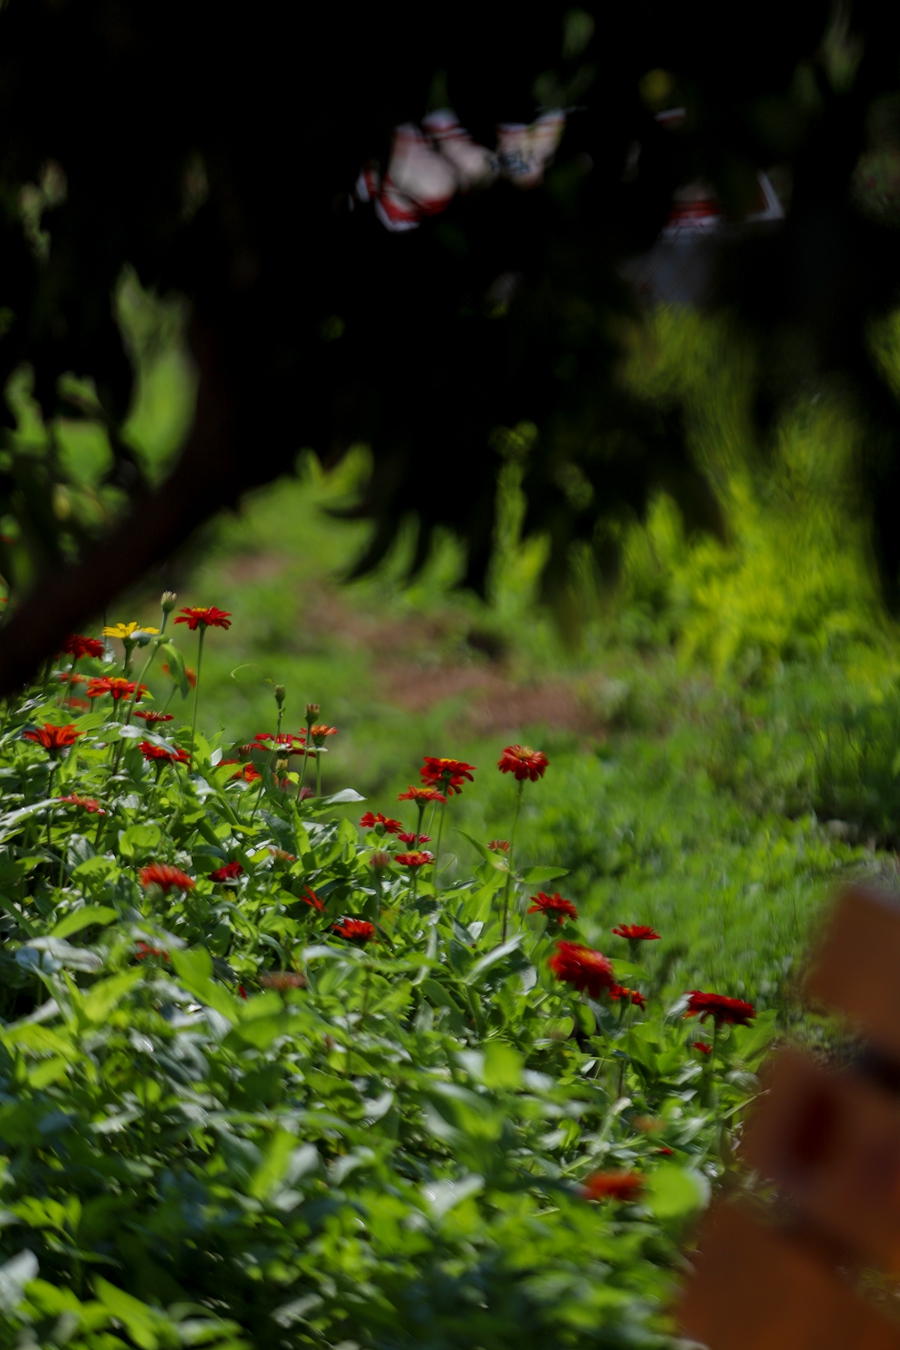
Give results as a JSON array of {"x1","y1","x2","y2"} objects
[{"x1": 35, "y1": 288, "x2": 900, "y2": 1005}]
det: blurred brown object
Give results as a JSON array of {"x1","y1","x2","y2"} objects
[
  {"x1": 678, "y1": 1201, "x2": 900, "y2": 1349},
  {"x1": 743, "y1": 1049, "x2": 900, "y2": 1271},
  {"x1": 805, "y1": 886, "x2": 900, "y2": 1060}
]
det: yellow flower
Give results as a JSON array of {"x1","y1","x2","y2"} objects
[{"x1": 102, "y1": 622, "x2": 159, "y2": 639}]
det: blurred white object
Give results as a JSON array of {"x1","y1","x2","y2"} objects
[
  {"x1": 423, "y1": 109, "x2": 498, "y2": 190},
  {"x1": 376, "y1": 123, "x2": 457, "y2": 231},
  {"x1": 496, "y1": 110, "x2": 566, "y2": 188}
]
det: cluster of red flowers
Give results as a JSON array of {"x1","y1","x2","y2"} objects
[
  {"x1": 685, "y1": 991, "x2": 756, "y2": 1026},
  {"x1": 360, "y1": 811, "x2": 403, "y2": 833},
  {"x1": 140, "y1": 742, "x2": 190, "y2": 765},
  {"x1": 23, "y1": 723, "x2": 81, "y2": 752},
  {"x1": 87, "y1": 677, "x2": 146, "y2": 702},
  {"x1": 139, "y1": 864, "x2": 195, "y2": 893},
  {"x1": 174, "y1": 606, "x2": 232, "y2": 631},
  {"x1": 582, "y1": 1171, "x2": 644, "y2": 1203},
  {"x1": 135, "y1": 710, "x2": 174, "y2": 724},
  {"x1": 333, "y1": 917, "x2": 375, "y2": 943},
  {"x1": 610, "y1": 985, "x2": 646, "y2": 1009},
  {"x1": 396, "y1": 831, "x2": 431, "y2": 845},
  {"x1": 135, "y1": 941, "x2": 170, "y2": 962},
  {"x1": 548, "y1": 942, "x2": 615, "y2": 999},
  {"x1": 612, "y1": 924, "x2": 660, "y2": 942},
  {"x1": 420, "y1": 756, "x2": 476, "y2": 796},
  {"x1": 527, "y1": 891, "x2": 578, "y2": 924},
  {"x1": 209, "y1": 861, "x2": 244, "y2": 883},
  {"x1": 60, "y1": 634, "x2": 104, "y2": 660},
  {"x1": 497, "y1": 744, "x2": 549, "y2": 782},
  {"x1": 394, "y1": 850, "x2": 433, "y2": 867},
  {"x1": 57, "y1": 794, "x2": 104, "y2": 814}
]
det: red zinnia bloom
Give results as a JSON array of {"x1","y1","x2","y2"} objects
[
  {"x1": 259, "y1": 971, "x2": 307, "y2": 990},
  {"x1": 238, "y1": 984, "x2": 248, "y2": 999},
  {"x1": 251, "y1": 731, "x2": 306, "y2": 751},
  {"x1": 420, "y1": 756, "x2": 476, "y2": 795},
  {"x1": 60, "y1": 634, "x2": 105, "y2": 660},
  {"x1": 173, "y1": 606, "x2": 232, "y2": 631},
  {"x1": 497, "y1": 744, "x2": 549, "y2": 782},
  {"x1": 394, "y1": 850, "x2": 434, "y2": 867},
  {"x1": 548, "y1": 941, "x2": 615, "y2": 999},
  {"x1": 582, "y1": 1170, "x2": 644, "y2": 1203},
  {"x1": 488, "y1": 839, "x2": 510, "y2": 853},
  {"x1": 360, "y1": 811, "x2": 403, "y2": 833},
  {"x1": 396, "y1": 831, "x2": 432, "y2": 845},
  {"x1": 693, "y1": 1041, "x2": 713, "y2": 1055},
  {"x1": 609, "y1": 984, "x2": 646, "y2": 1008},
  {"x1": 658, "y1": 1146, "x2": 674, "y2": 1156},
  {"x1": 209, "y1": 861, "x2": 244, "y2": 882},
  {"x1": 23, "y1": 723, "x2": 81, "y2": 753},
  {"x1": 527, "y1": 891, "x2": 578, "y2": 923},
  {"x1": 397, "y1": 785, "x2": 447, "y2": 804},
  {"x1": 309, "y1": 724, "x2": 337, "y2": 745},
  {"x1": 231, "y1": 763, "x2": 261, "y2": 782},
  {"x1": 370, "y1": 849, "x2": 392, "y2": 869},
  {"x1": 302, "y1": 887, "x2": 325, "y2": 911},
  {"x1": 685, "y1": 991, "x2": 756, "y2": 1026},
  {"x1": 162, "y1": 662, "x2": 197, "y2": 688},
  {"x1": 57, "y1": 794, "x2": 105, "y2": 814},
  {"x1": 612, "y1": 924, "x2": 661, "y2": 942},
  {"x1": 87, "y1": 676, "x2": 146, "y2": 702},
  {"x1": 270, "y1": 848, "x2": 298, "y2": 864},
  {"x1": 134, "y1": 710, "x2": 174, "y2": 724},
  {"x1": 333, "y1": 918, "x2": 375, "y2": 943},
  {"x1": 140, "y1": 741, "x2": 190, "y2": 765},
  {"x1": 135, "y1": 941, "x2": 170, "y2": 962},
  {"x1": 139, "y1": 864, "x2": 195, "y2": 893},
  {"x1": 57, "y1": 672, "x2": 87, "y2": 685}
]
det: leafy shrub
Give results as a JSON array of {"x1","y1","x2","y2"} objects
[{"x1": 0, "y1": 619, "x2": 775, "y2": 1350}]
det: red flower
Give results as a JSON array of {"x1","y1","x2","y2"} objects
[
  {"x1": 333, "y1": 918, "x2": 375, "y2": 943},
  {"x1": 396, "y1": 831, "x2": 432, "y2": 845},
  {"x1": 238, "y1": 984, "x2": 248, "y2": 999},
  {"x1": 231, "y1": 763, "x2": 261, "y2": 782},
  {"x1": 139, "y1": 864, "x2": 195, "y2": 893},
  {"x1": 173, "y1": 606, "x2": 232, "y2": 631},
  {"x1": 162, "y1": 662, "x2": 196, "y2": 688},
  {"x1": 309, "y1": 724, "x2": 338, "y2": 745},
  {"x1": 259, "y1": 971, "x2": 307, "y2": 990},
  {"x1": 612, "y1": 924, "x2": 661, "y2": 942},
  {"x1": 527, "y1": 891, "x2": 578, "y2": 923},
  {"x1": 398, "y1": 785, "x2": 447, "y2": 804},
  {"x1": 394, "y1": 850, "x2": 434, "y2": 867},
  {"x1": 140, "y1": 741, "x2": 190, "y2": 764},
  {"x1": 87, "y1": 677, "x2": 146, "y2": 702},
  {"x1": 370, "y1": 850, "x2": 392, "y2": 869},
  {"x1": 57, "y1": 672, "x2": 87, "y2": 685},
  {"x1": 420, "y1": 757, "x2": 476, "y2": 795},
  {"x1": 360, "y1": 811, "x2": 403, "y2": 833},
  {"x1": 252, "y1": 731, "x2": 306, "y2": 751},
  {"x1": 488, "y1": 839, "x2": 510, "y2": 853},
  {"x1": 134, "y1": 710, "x2": 174, "y2": 724},
  {"x1": 270, "y1": 848, "x2": 298, "y2": 864},
  {"x1": 609, "y1": 984, "x2": 646, "y2": 1008},
  {"x1": 23, "y1": 723, "x2": 81, "y2": 753},
  {"x1": 135, "y1": 941, "x2": 170, "y2": 962},
  {"x1": 209, "y1": 861, "x2": 244, "y2": 882},
  {"x1": 497, "y1": 744, "x2": 549, "y2": 782},
  {"x1": 685, "y1": 991, "x2": 756, "y2": 1026},
  {"x1": 693, "y1": 1041, "x2": 713, "y2": 1055},
  {"x1": 302, "y1": 887, "x2": 325, "y2": 911},
  {"x1": 658, "y1": 1146, "x2": 674, "y2": 1156},
  {"x1": 60, "y1": 634, "x2": 104, "y2": 660},
  {"x1": 57, "y1": 794, "x2": 105, "y2": 814},
  {"x1": 582, "y1": 1171, "x2": 644, "y2": 1202},
  {"x1": 549, "y1": 941, "x2": 615, "y2": 999}
]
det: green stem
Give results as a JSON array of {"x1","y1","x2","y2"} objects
[
  {"x1": 315, "y1": 749, "x2": 322, "y2": 798},
  {"x1": 432, "y1": 799, "x2": 446, "y2": 891},
  {"x1": 59, "y1": 654, "x2": 78, "y2": 706},
  {"x1": 188, "y1": 627, "x2": 206, "y2": 769},
  {"x1": 298, "y1": 715, "x2": 315, "y2": 796},
  {"x1": 501, "y1": 779, "x2": 525, "y2": 942}
]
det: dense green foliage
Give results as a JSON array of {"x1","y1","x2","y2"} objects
[{"x1": 0, "y1": 624, "x2": 782, "y2": 1350}]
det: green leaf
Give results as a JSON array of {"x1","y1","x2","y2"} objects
[
  {"x1": 51, "y1": 906, "x2": 117, "y2": 940},
  {"x1": 118, "y1": 823, "x2": 161, "y2": 860},
  {"x1": 465, "y1": 937, "x2": 522, "y2": 985},
  {"x1": 321, "y1": 788, "x2": 366, "y2": 805},
  {"x1": 93, "y1": 1278, "x2": 164, "y2": 1350},
  {"x1": 456, "y1": 830, "x2": 490, "y2": 862},
  {"x1": 248, "y1": 1129, "x2": 297, "y2": 1200},
  {"x1": 519, "y1": 866, "x2": 569, "y2": 884},
  {"x1": 645, "y1": 1164, "x2": 709, "y2": 1220},
  {"x1": 160, "y1": 642, "x2": 190, "y2": 700},
  {"x1": 79, "y1": 970, "x2": 144, "y2": 1026},
  {"x1": 482, "y1": 1041, "x2": 523, "y2": 1089}
]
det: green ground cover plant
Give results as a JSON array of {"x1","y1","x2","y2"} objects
[{"x1": 0, "y1": 605, "x2": 779, "y2": 1350}]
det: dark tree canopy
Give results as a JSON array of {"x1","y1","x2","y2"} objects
[{"x1": 0, "y1": 0, "x2": 899, "y2": 689}]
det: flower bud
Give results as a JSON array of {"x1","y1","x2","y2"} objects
[
  {"x1": 161, "y1": 591, "x2": 177, "y2": 614},
  {"x1": 371, "y1": 850, "x2": 392, "y2": 870},
  {"x1": 275, "y1": 756, "x2": 290, "y2": 775},
  {"x1": 274, "y1": 683, "x2": 286, "y2": 708},
  {"x1": 305, "y1": 702, "x2": 320, "y2": 719}
]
